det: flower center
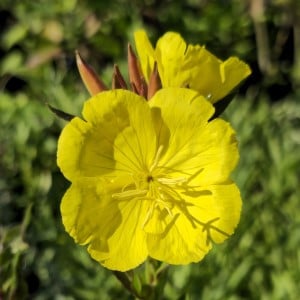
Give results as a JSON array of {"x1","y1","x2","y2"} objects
[
  {"x1": 112, "y1": 145, "x2": 188, "y2": 226},
  {"x1": 147, "y1": 175, "x2": 154, "y2": 182}
]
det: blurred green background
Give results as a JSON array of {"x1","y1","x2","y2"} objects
[{"x1": 1, "y1": 0, "x2": 300, "y2": 299}]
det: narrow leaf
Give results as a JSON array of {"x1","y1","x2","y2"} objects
[{"x1": 47, "y1": 103, "x2": 76, "y2": 121}]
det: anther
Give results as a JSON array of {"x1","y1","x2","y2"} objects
[
  {"x1": 112, "y1": 189, "x2": 147, "y2": 199},
  {"x1": 157, "y1": 177, "x2": 187, "y2": 185},
  {"x1": 149, "y1": 145, "x2": 164, "y2": 172}
]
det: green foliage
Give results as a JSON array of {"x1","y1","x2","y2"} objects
[{"x1": 1, "y1": 0, "x2": 300, "y2": 299}]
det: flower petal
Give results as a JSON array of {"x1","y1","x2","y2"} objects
[
  {"x1": 57, "y1": 90, "x2": 157, "y2": 180},
  {"x1": 134, "y1": 30, "x2": 156, "y2": 82},
  {"x1": 149, "y1": 88, "x2": 238, "y2": 185},
  {"x1": 61, "y1": 179, "x2": 122, "y2": 249},
  {"x1": 155, "y1": 32, "x2": 187, "y2": 87},
  {"x1": 216, "y1": 57, "x2": 251, "y2": 101},
  {"x1": 61, "y1": 179, "x2": 150, "y2": 271},
  {"x1": 134, "y1": 30, "x2": 251, "y2": 103},
  {"x1": 188, "y1": 118, "x2": 239, "y2": 186},
  {"x1": 146, "y1": 182, "x2": 241, "y2": 264},
  {"x1": 58, "y1": 82, "x2": 243, "y2": 270},
  {"x1": 150, "y1": 87, "x2": 214, "y2": 149},
  {"x1": 146, "y1": 209, "x2": 211, "y2": 265},
  {"x1": 180, "y1": 182, "x2": 242, "y2": 244},
  {"x1": 57, "y1": 117, "x2": 93, "y2": 181},
  {"x1": 88, "y1": 197, "x2": 150, "y2": 271},
  {"x1": 83, "y1": 90, "x2": 157, "y2": 171},
  {"x1": 184, "y1": 46, "x2": 251, "y2": 102}
]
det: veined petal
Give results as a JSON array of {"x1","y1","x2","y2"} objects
[
  {"x1": 146, "y1": 208, "x2": 211, "y2": 264},
  {"x1": 57, "y1": 90, "x2": 157, "y2": 180},
  {"x1": 134, "y1": 30, "x2": 251, "y2": 103},
  {"x1": 155, "y1": 32, "x2": 187, "y2": 87},
  {"x1": 57, "y1": 117, "x2": 93, "y2": 181},
  {"x1": 184, "y1": 46, "x2": 251, "y2": 102},
  {"x1": 61, "y1": 179, "x2": 122, "y2": 248},
  {"x1": 88, "y1": 197, "x2": 150, "y2": 271},
  {"x1": 183, "y1": 45, "x2": 223, "y2": 99},
  {"x1": 216, "y1": 57, "x2": 252, "y2": 101},
  {"x1": 146, "y1": 182, "x2": 241, "y2": 264},
  {"x1": 111, "y1": 96, "x2": 157, "y2": 173},
  {"x1": 149, "y1": 88, "x2": 238, "y2": 185},
  {"x1": 150, "y1": 87, "x2": 214, "y2": 149},
  {"x1": 134, "y1": 30, "x2": 156, "y2": 82},
  {"x1": 84, "y1": 90, "x2": 157, "y2": 172},
  {"x1": 142, "y1": 201, "x2": 174, "y2": 235},
  {"x1": 179, "y1": 182, "x2": 242, "y2": 244},
  {"x1": 58, "y1": 84, "x2": 243, "y2": 270},
  {"x1": 185, "y1": 118, "x2": 239, "y2": 186},
  {"x1": 149, "y1": 88, "x2": 212, "y2": 174},
  {"x1": 61, "y1": 179, "x2": 150, "y2": 271}
]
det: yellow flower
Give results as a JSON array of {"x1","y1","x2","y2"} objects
[
  {"x1": 57, "y1": 87, "x2": 241, "y2": 271},
  {"x1": 134, "y1": 30, "x2": 251, "y2": 103}
]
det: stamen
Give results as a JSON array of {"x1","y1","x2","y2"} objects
[
  {"x1": 157, "y1": 176, "x2": 187, "y2": 185},
  {"x1": 155, "y1": 198, "x2": 173, "y2": 217},
  {"x1": 141, "y1": 199, "x2": 173, "y2": 230},
  {"x1": 164, "y1": 205, "x2": 173, "y2": 217},
  {"x1": 112, "y1": 189, "x2": 147, "y2": 199},
  {"x1": 141, "y1": 202, "x2": 155, "y2": 229},
  {"x1": 121, "y1": 182, "x2": 134, "y2": 192},
  {"x1": 149, "y1": 145, "x2": 164, "y2": 172}
]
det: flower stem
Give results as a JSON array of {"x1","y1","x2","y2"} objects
[{"x1": 112, "y1": 271, "x2": 141, "y2": 299}]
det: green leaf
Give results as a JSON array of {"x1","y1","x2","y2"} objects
[
  {"x1": 132, "y1": 272, "x2": 142, "y2": 295},
  {"x1": 47, "y1": 103, "x2": 76, "y2": 121},
  {"x1": 0, "y1": 51, "x2": 23, "y2": 75},
  {"x1": 2, "y1": 24, "x2": 28, "y2": 49}
]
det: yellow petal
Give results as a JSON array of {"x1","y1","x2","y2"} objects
[
  {"x1": 61, "y1": 179, "x2": 150, "y2": 271},
  {"x1": 61, "y1": 179, "x2": 122, "y2": 248},
  {"x1": 181, "y1": 182, "x2": 242, "y2": 244},
  {"x1": 134, "y1": 30, "x2": 156, "y2": 82},
  {"x1": 150, "y1": 87, "x2": 214, "y2": 148},
  {"x1": 57, "y1": 90, "x2": 157, "y2": 180},
  {"x1": 89, "y1": 197, "x2": 149, "y2": 271},
  {"x1": 146, "y1": 182, "x2": 241, "y2": 264},
  {"x1": 57, "y1": 117, "x2": 93, "y2": 181},
  {"x1": 149, "y1": 88, "x2": 238, "y2": 185},
  {"x1": 187, "y1": 118, "x2": 239, "y2": 186},
  {"x1": 184, "y1": 45, "x2": 223, "y2": 99},
  {"x1": 155, "y1": 32, "x2": 187, "y2": 87},
  {"x1": 111, "y1": 93, "x2": 157, "y2": 173},
  {"x1": 146, "y1": 209, "x2": 211, "y2": 265},
  {"x1": 58, "y1": 86, "x2": 243, "y2": 270},
  {"x1": 216, "y1": 57, "x2": 251, "y2": 101},
  {"x1": 149, "y1": 88, "x2": 212, "y2": 174},
  {"x1": 142, "y1": 202, "x2": 174, "y2": 235},
  {"x1": 134, "y1": 30, "x2": 251, "y2": 103},
  {"x1": 184, "y1": 46, "x2": 251, "y2": 102}
]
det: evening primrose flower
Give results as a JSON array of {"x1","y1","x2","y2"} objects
[
  {"x1": 57, "y1": 87, "x2": 241, "y2": 271},
  {"x1": 134, "y1": 30, "x2": 251, "y2": 103}
]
